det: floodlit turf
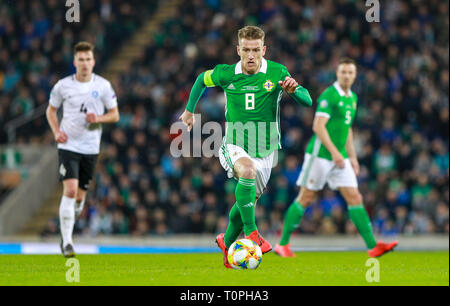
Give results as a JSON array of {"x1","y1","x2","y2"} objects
[{"x1": 0, "y1": 251, "x2": 448, "y2": 286}]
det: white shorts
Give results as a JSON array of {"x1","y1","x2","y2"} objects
[
  {"x1": 296, "y1": 153, "x2": 358, "y2": 190},
  {"x1": 219, "y1": 143, "x2": 275, "y2": 198}
]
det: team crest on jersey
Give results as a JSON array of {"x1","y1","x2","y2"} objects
[
  {"x1": 91, "y1": 90, "x2": 99, "y2": 98},
  {"x1": 263, "y1": 80, "x2": 274, "y2": 92}
]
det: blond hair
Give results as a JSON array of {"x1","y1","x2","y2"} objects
[{"x1": 238, "y1": 26, "x2": 265, "y2": 43}]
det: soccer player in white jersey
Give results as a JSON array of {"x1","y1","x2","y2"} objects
[{"x1": 46, "y1": 42, "x2": 120, "y2": 257}]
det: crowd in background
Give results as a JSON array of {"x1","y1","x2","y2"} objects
[
  {"x1": 0, "y1": 0, "x2": 154, "y2": 143},
  {"x1": 0, "y1": 0, "x2": 154, "y2": 198},
  {"x1": 1, "y1": 0, "x2": 448, "y2": 238}
]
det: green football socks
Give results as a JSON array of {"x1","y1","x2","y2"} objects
[
  {"x1": 235, "y1": 177, "x2": 257, "y2": 236},
  {"x1": 224, "y1": 203, "x2": 243, "y2": 248},
  {"x1": 348, "y1": 204, "x2": 377, "y2": 249},
  {"x1": 280, "y1": 200, "x2": 304, "y2": 246}
]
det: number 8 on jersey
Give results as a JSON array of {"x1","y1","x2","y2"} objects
[{"x1": 245, "y1": 93, "x2": 255, "y2": 110}]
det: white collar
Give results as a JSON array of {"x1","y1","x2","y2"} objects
[
  {"x1": 235, "y1": 58, "x2": 267, "y2": 74},
  {"x1": 74, "y1": 73, "x2": 95, "y2": 84},
  {"x1": 333, "y1": 81, "x2": 352, "y2": 97}
]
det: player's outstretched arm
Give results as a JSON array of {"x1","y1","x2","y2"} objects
[
  {"x1": 290, "y1": 86, "x2": 313, "y2": 106},
  {"x1": 86, "y1": 107, "x2": 120, "y2": 124},
  {"x1": 279, "y1": 76, "x2": 312, "y2": 107},
  {"x1": 180, "y1": 71, "x2": 209, "y2": 132},
  {"x1": 185, "y1": 72, "x2": 208, "y2": 113}
]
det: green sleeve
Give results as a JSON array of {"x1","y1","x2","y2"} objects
[
  {"x1": 290, "y1": 86, "x2": 313, "y2": 107},
  {"x1": 206, "y1": 67, "x2": 220, "y2": 87},
  {"x1": 315, "y1": 90, "x2": 334, "y2": 118},
  {"x1": 209, "y1": 64, "x2": 231, "y2": 88},
  {"x1": 280, "y1": 66, "x2": 312, "y2": 107},
  {"x1": 185, "y1": 64, "x2": 228, "y2": 112},
  {"x1": 185, "y1": 72, "x2": 207, "y2": 113}
]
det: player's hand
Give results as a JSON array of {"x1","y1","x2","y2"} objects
[
  {"x1": 332, "y1": 151, "x2": 345, "y2": 169},
  {"x1": 278, "y1": 76, "x2": 298, "y2": 94},
  {"x1": 54, "y1": 130, "x2": 68, "y2": 143},
  {"x1": 350, "y1": 157, "x2": 360, "y2": 176},
  {"x1": 179, "y1": 110, "x2": 195, "y2": 132},
  {"x1": 86, "y1": 113, "x2": 98, "y2": 124}
]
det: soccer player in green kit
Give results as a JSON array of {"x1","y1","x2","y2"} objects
[
  {"x1": 275, "y1": 58, "x2": 398, "y2": 258},
  {"x1": 179, "y1": 26, "x2": 313, "y2": 268}
]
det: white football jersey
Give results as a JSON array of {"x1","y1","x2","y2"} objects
[{"x1": 49, "y1": 73, "x2": 118, "y2": 155}]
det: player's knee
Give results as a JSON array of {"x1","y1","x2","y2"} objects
[
  {"x1": 347, "y1": 190, "x2": 362, "y2": 205},
  {"x1": 64, "y1": 188, "x2": 77, "y2": 199},
  {"x1": 237, "y1": 161, "x2": 257, "y2": 179},
  {"x1": 297, "y1": 193, "x2": 314, "y2": 207},
  {"x1": 354, "y1": 192, "x2": 363, "y2": 205},
  {"x1": 241, "y1": 166, "x2": 256, "y2": 179}
]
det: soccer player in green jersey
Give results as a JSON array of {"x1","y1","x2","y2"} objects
[
  {"x1": 179, "y1": 26, "x2": 312, "y2": 268},
  {"x1": 275, "y1": 58, "x2": 398, "y2": 258}
]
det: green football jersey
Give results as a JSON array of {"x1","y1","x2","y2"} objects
[
  {"x1": 305, "y1": 81, "x2": 357, "y2": 160},
  {"x1": 204, "y1": 58, "x2": 290, "y2": 158}
]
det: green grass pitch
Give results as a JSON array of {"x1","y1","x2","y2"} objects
[{"x1": 0, "y1": 251, "x2": 448, "y2": 286}]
